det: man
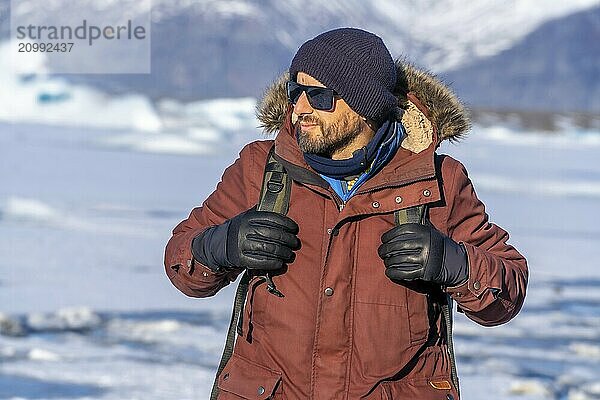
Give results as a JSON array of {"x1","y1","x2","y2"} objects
[{"x1": 165, "y1": 28, "x2": 528, "y2": 399}]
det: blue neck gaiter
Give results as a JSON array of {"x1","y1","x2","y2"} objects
[{"x1": 301, "y1": 120, "x2": 394, "y2": 179}]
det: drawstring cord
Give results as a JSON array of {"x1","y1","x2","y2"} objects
[{"x1": 263, "y1": 273, "x2": 284, "y2": 297}]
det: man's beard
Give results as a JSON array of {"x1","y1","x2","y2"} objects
[{"x1": 296, "y1": 113, "x2": 364, "y2": 157}]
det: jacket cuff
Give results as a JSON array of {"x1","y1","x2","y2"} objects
[
  {"x1": 445, "y1": 242, "x2": 501, "y2": 311},
  {"x1": 191, "y1": 221, "x2": 232, "y2": 273},
  {"x1": 166, "y1": 228, "x2": 234, "y2": 295}
]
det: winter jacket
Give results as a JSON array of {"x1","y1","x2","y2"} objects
[{"x1": 164, "y1": 62, "x2": 528, "y2": 400}]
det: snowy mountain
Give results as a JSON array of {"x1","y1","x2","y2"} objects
[
  {"x1": 444, "y1": 5, "x2": 600, "y2": 113},
  {"x1": 1, "y1": 0, "x2": 598, "y2": 112}
]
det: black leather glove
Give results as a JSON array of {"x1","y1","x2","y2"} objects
[
  {"x1": 192, "y1": 209, "x2": 300, "y2": 273},
  {"x1": 378, "y1": 223, "x2": 468, "y2": 287}
]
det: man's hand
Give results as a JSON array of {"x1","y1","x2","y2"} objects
[
  {"x1": 227, "y1": 209, "x2": 301, "y2": 271},
  {"x1": 378, "y1": 223, "x2": 468, "y2": 287},
  {"x1": 192, "y1": 209, "x2": 301, "y2": 272}
]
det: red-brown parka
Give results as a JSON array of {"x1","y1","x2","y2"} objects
[{"x1": 164, "y1": 62, "x2": 528, "y2": 400}]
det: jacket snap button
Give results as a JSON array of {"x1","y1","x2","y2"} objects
[
  {"x1": 372, "y1": 201, "x2": 380, "y2": 208},
  {"x1": 222, "y1": 373, "x2": 229, "y2": 381},
  {"x1": 473, "y1": 281, "x2": 481, "y2": 290},
  {"x1": 395, "y1": 196, "x2": 402, "y2": 203},
  {"x1": 423, "y1": 189, "x2": 431, "y2": 197},
  {"x1": 327, "y1": 228, "x2": 332, "y2": 235},
  {"x1": 257, "y1": 386, "x2": 265, "y2": 395},
  {"x1": 447, "y1": 395, "x2": 454, "y2": 400},
  {"x1": 324, "y1": 287, "x2": 334, "y2": 296}
]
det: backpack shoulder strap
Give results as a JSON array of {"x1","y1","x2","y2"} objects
[
  {"x1": 210, "y1": 144, "x2": 290, "y2": 400},
  {"x1": 257, "y1": 147, "x2": 292, "y2": 214},
  {"x1": 394, "y1": 205, "x2": 460, "y2": 395},
  {"x1": 394, "y1": 205, "x2": 427, "y2": 225}
]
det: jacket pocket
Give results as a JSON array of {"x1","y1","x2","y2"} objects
[
  {"x1": 354, "y1": 217, "x2": 430, "y2": 346},
  {"x1": 353, "y1": 285, "x2": 430, "y2": 347},
  {"x1": 217, "y1": 353, "x2": 283, "y2": 399}
]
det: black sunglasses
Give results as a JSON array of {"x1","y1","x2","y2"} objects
[{"x1": 286, "y1": 81, "x2": 337, "y2": 111}]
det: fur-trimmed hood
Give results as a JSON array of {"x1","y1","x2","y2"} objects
[{"x1": 256, "y1": 61, "x2": 471, "y2": 153}]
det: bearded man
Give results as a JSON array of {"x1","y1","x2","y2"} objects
[{"x1": 164, "y1": 28, "x2": 528, "y2": 400}]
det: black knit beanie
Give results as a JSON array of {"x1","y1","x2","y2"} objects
[{"x1": 289, "y1": 28, "x2": 397, "y2": 124}]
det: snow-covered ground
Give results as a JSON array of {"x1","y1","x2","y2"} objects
[{"x1": 1, "y1": 98, "x2": 600, "y2": 400}]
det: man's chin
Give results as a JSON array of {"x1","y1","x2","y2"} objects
[
  {"x1": 298, "y1": 139, "x2": 324, "y2": 154},
  {"x1": 297, "y1": 127, "x2": 332, "y2": 154}
]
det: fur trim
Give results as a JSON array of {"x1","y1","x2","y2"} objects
[
  {"x1": 396, "y1": 61, "x2": 471, "y2": 142},
  {"x1": 256, "y1": 73, "x2": 290, "y2": 134},
  {"x1": 256, "y1": 60, "x2": 471, "y2": 149}
]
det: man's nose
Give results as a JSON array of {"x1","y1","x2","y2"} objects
[{"x1": 293, "y1": 91, "x2": 314, "y2": 115}]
